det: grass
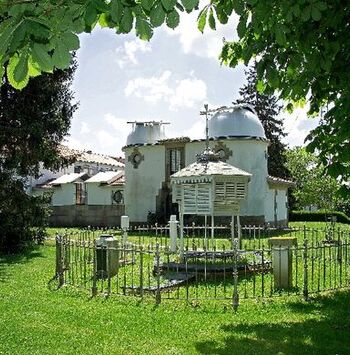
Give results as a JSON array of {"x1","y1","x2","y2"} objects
[{"x1": 1, "y1": 245, "x2": 350, "y2": 354}]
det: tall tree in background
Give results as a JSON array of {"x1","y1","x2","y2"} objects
[
  {"x1": 0, "y1": 60, "x2": 77, "y2": 252},
  {"x1": 234, "y1": 65, "x2": 289, "y2": 178},
  {"x1": 285, "y1": 147, "x2": 342, "y2": 211}
]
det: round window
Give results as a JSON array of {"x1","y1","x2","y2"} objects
[
  {"x1": 112, "y1": 191, "x2": 123, "y2": 204},
  {"x1": 217, "y1": 149, "x2": 226, "y2": 159},
  {"x1": 133, "y1": 153, "x2": 142, "y2": 164}
]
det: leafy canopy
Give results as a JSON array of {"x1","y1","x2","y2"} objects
[
  {"x1": 0, "y1": 0, "x2": 349, "y2": 188},
  {"x1": 285, "y1": 147, "x2": 343, "y2": 211}
]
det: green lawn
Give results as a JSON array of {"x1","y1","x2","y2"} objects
[{"x1": 1, "y1": 245, "x2": 350, "y2": 354}]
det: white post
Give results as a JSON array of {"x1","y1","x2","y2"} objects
[
  {"x1": 211, "y1": 214, "x2": 215, "y2": 249},
  {"x1": 204, "y1": 215, "x2": 207, "y2": 249},
  {"x1": 237, "y1": 215, "x2": 241, "y2": 249},
  {"x1": 169, "y1": 215, "x2": 178, "y2": 253},
  {"x1": 231, "y1": 214, "x2": 235, "y2": 249},
  {"x1": 121, "y1": 215, "x2": 129, "y2": 243},
  {"x1": 179, "y1": 205, "x2": 184, "y2": 259}
]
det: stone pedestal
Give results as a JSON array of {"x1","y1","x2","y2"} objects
[
  {"x1": 96, "y1": 235, "x2": 119, "y2": 279},
  {"x1": 268, "y1": 237, "x2": 297, "y2": 289}
]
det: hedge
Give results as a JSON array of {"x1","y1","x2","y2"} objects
[{"x1": 290, "y1": 210, "x2": 350, "y2": 224}]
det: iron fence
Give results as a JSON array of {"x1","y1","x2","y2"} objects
[{"x1": 53, "y1": 226, "x2": 350, "y2": 308}]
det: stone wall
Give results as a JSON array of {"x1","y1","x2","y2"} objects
[{"x1": 48, "y1": 205, "x2": 125, "y2": 227}]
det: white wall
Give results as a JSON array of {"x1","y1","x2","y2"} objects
[
  {"x1": 87, "y1": 183, "x2": 124, "y2": 205},
  {"x1": 277, "y1": 189, "x2": 288, "y2": 221},
  {"x1": 264, "y1": 188, "x2": 288, "y2": 223},
  {"x1": 124, "y1": 145, "x2": 165, "y2": 222},
  {"x1": 51, "y1": 184, "x2": 76, "y2": 206},
  {"x1": 265, "y1": 189, "x2": 275, "y2": 223}
]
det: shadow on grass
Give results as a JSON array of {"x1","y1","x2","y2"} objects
[
  {"x1": 0, "y1": 247, "x2": 44, "y2": 283},
  {"x1": 195, "y1": 291, "x2": 350, "y2": 355}
]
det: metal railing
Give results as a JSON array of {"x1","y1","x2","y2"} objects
[{"x1": 53, "y1": 226, "x2": 350, "y2": 309}]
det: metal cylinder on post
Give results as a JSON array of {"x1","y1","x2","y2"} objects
[
  {"x1": 169, "y1": 215, "x2": 178, "y2": 253},
  {"x1": 269, "y1": 237, "x2": 297, "y2": 289}
]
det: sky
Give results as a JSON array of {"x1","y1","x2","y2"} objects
[{"x1": 65, "y1": 10, "x2": 319, "y2": 157}]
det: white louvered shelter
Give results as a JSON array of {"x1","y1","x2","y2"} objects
[{"x1": 171, "y1": 149, "x2": 251, "y2": 251}]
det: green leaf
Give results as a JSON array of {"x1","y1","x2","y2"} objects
[
  {"x1": 110, "y1": 0, "x2": 124, "y2": 23},
  {"x1": 311, "y1": 5, "x2": 321, "y2": 21},
  {"x1": 216, "y1": 4, "x2": 228, "y2": 24},
  {"x1": 85, "y1": 2, "x2": 98, "y2": 26},
  {"x1": 52, "y1": 43, "x2": 71, "y2": 70},
  {"x1": 256, "y1": 79, "x2": 266, "y2": 93},
  {"x1": 13, "y1": 53, "x2": 28, "y2": 83},
  {"x1": 150, "y1": 4, "x2": 166, "y2": 27},
  {"x1": 61, "y1": 32, "x2": 80, "y2": 51},
  {"x1": 0, "y1": 25, "x2": 13, "y2": 57},
  {"x1": 301, "y1": 5, "x2": 311, "y2": 22},
  {"x1": 166, "y1": 10, "x2": 180, "y2": 29},
  {"x1": 0, "y1": 65, "x2": 4, "y2": 82},
  {"x1": 121, "y1": 7, "x2": 133, "y2": 32},
  {"x1": 237, "y1": 13, "x2": 247, "y2": 38},
  {"x1": 181, "y1": 0, "x2": 198, "y2": 12},
  {"x1": 28, "y1": 57, "x2": 41, "y2": 77},
  {"x1": 161, "y1": 0, "x2": 176, "y2": 11},
  {"x1": 315, "y1": 2, "x2": 327, "y2": 11},
  {"x1": 135, "y1": 17, "x2": 153, "y2": 40},
  {"x1": 7, "y1": 54, "x2": 29, "y2": 90},
  {"x1": 141, "y1": 0, "x2": 153, "y2": 11},
  {"x1": 208, "y1": 8, "x2": 216, "y2": 30},
  {"x1": 275, "y1": 25, "x2": 286, "y2": 46},
  {"x1": 197, "y1": 6, "x2": 208, "y2": 33},
  {"x1": 31, "y1": 43, "x2": 53, "y2": 72},
  {"x1": 232, "y1": 0, "x2": 245, "y2": 15},
  {"x1": 9, "y1": 21, "x2": 27, "y2": 53}
]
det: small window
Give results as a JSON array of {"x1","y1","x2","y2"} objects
[
  {"x1": 75, "y1": 183, "x2": 86, "y2": 205},
  {"x1": 74, "y1": 166, "x2": 81, "y2": 173},
  {"x1": 167, "y1": 148, "x2": 184, "y2": 176}
]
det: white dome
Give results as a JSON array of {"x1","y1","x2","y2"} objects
[
  {"x1": 209, "y1": 105, "x2": 266, "y2": 139},
  {"x1": 126, "y1": 122, "x2": 167, "y2": 145}
]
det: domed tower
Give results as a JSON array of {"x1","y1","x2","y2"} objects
[
  {"x1": 208, "y1": 104, "x2": 266, "y2": 139},
  {"x1": 205, "y1": 104, "x2": 269, "y2": 224}
]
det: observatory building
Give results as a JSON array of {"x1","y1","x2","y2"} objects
[{"x1": 123, "y1": 105, "x2": 293, "y2": 225}]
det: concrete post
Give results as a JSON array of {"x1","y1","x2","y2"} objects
[
  {"x1": 121, "y1": 215, "x2": 129, "y2": 243},
  {"x1": 269, "y1": 237, "x2": 297, "y2": 289},
  {"x1": 169, "y1": 215, "x2": 178, "y2": 252}
]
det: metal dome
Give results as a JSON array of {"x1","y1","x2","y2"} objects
[
  {"x1": 208, "y1": 105, "x2": 266, "y2": 139},
  {"x1": 126, "y1": 121, "x2": 167, "y2": 145}
]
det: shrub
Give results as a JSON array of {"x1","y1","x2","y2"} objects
[{"x1": 290, "y1": 210, "x2": 350, "y2": 224}]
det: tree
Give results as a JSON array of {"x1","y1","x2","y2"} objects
[
  {"x1": 0, "y1": 60, "x2": 77, "y2": 252},
  {"x1": 0, "y1": 1, "x2": 349, "y2": 192},
  {"x1": 234, "y1": 65, "x2": 289, "y2": 178},
  {"x1": 285, "y1": 147, "x2": 341, "y2": 211}
]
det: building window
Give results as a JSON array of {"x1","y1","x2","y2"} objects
[
  {"x1": 167, "y1": 148, "x2": 184, "y2": 176},
  {"x1": 75, "y1": 183, "x2": 86, "y2": 205},
  {"x1": 74, "y1": 166, "x2": 81, "y2": 173}
]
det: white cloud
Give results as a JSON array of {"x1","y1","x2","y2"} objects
[
  {"x1": 64, "y1": 136, "x2": 90, "y2": 151},
  {"x1": 164, "y1": 8, "x2": 239, "y2": 59},
  {"x1": 281, "y1": 105, "x2": 320, "y2": 147},
  {"x1": 97, "y1": 129, "x2": 115, "y2": 148},
  {"x1": 80, "y1": 121, "x2": 91, "y2": 135},
  {"x1": 170, "y1": 78, "x2": 207, "y2": 110},
  {"x1": 116, "y1": 39, "x2": 151, "y2": 68},
  {"x1": 125, "y1": 70, "x2": 173, "y2": 103},
  {"x1": 104, "y1": 113, "x2": 130, "y2": 136},
  {"x1": 125, "y1": 71, "x2": 207, "y2": 110}
]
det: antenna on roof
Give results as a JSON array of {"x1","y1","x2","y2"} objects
[{"x1": 200, "y1": 104, "x2": 209, "y2": 150}]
